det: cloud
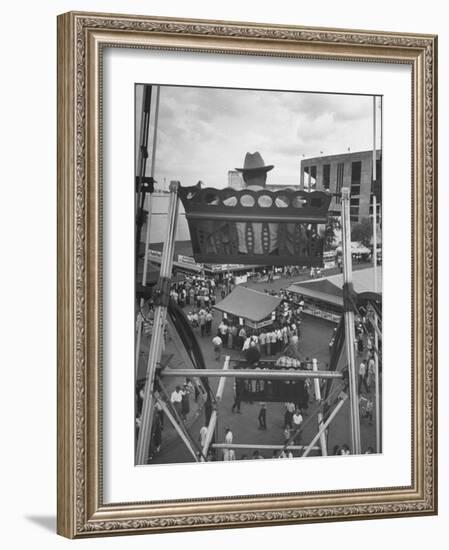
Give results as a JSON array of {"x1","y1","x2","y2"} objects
[{"x1": 137, "y1": 84, "x2": 380, "y2": 189}]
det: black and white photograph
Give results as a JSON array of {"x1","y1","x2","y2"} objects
[{"x1": 134, "y1": 83, "x2": 382, "y2": 466}]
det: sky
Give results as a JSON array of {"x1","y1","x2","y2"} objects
[{"x1": 136, "y1": 84, "x2": 382, "y2": 189}]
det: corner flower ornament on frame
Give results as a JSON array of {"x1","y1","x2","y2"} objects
[{"x1": 57, "y1": 11, "x2": 437, "y2": 538}]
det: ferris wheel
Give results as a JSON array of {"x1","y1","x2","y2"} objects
[{"x1": 134, "y1": 85, "x2": 382, "y2": 465}]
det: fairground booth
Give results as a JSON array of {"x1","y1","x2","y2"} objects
[
  {"x1": 287, "y1": 266, "x2": 382, "y2": 324},
  {"x1": 213, "y1": 286, "x2": 282, "y2": 330}
]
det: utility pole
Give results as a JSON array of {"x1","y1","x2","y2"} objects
[
  {"x1": 372, "y1": 95, "x2": 378, "y2": 293},
  {"x1": 341, "y1": 187, "x2": 361, "y2": 454},
  {"x1": 136, "y1": 181, "x2": 180, "y2": 464}
]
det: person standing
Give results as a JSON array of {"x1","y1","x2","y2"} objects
[
  {"x1": 224, "y1": 427, "x2": 233, "y2": 445},
  {"x1": 231, "y1": 380, "x2": 242, "y2": 413},
  {"x1": 154, "y1": 399, "x2": 164, "y2": 430},
  {"x1": 181, "y1": 383, "x2": 191, "y2": 421},
  {"x1": 199, "y1": 309, "x2": 207, "y2": 337},
  {"x1": 284, "y1": 401, "x2": 295, "y2": 429},
  {"x1": 246, "y1": 341, "x2": 261, "y2": 365},
  {"x1": 366, "y1": 335, "x2": 373, "y2": 357},
  {"x1": 212, "y1": 334, "x2": 223, "y2": 362},
  {"x1": 231, "y1": 324, "x2": 238, "y2": 350},
  {"x1": 282, "y1": 324, "x2": 289, "y2": 347},
  {"x1": 258, "y1": 402, "x2": 267, "y2": 430},
  {"x1": 367, "y1": 353, "x2": 375, "y2": 390},
  {"x1": 170, "y1": 386, "x2": 184, "y2": 418},
  {"x1": 151, "y1": 414, "x2": 163, "y2": 456},
  {"x1": 218, "y1": 320, "x2": 228, "y2": 343},
  {"x1": 221, "y1": 284, "x2": 226, "y2": 300},
  {"x1": 266, "y1": 329, "x2": 272, "y2": 356},
  {"x1": 191, "y1": 310, "x2": 199, "y2": 329},
  {"x1": 205, "y1": 309, "x2": 213, "y2": 336},
  {"x1": 242, "y1": 335, "x2": 251, "y2": 352},
  {"x1": 358, "y1": 360, "x2": 369, "y2": 393},
  {"x1": 292, "y1": 408, "x2": 303, "y2": 443},
  {"x1": 357, "y1": 335, "x2": 364, "y2": 356},
  {"x1": 199, "y1": 425, "x2": 208, "y2": 449},
  {"x1": 259, "y1": 330, "x2": 267, "y2": 356},
  {"x1": 238, "y1": 325, "x2": 246, "y2": 351},
  {"x1": 227, "y1": 324, "x2": 233, "y2": 349}
]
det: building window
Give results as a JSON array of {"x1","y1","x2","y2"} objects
[
  {"x1": 351, "y1": 161, "x2": 362, "y2": 197},
  {"x1": 369, "y1": 202, "x2": 381, "y2": 225},
  {"x1": 323, "y1": 164, "x2": 331, "y2": 189},
  {"x1": 303, "y1": 165, "x2": 317, "y2": 190},
  {"x1": 335, "y1": 162, "x2": 344, "y2": 203},
  {"x1": 303, "y1": 166, "x2": 309, "y2": 189}
]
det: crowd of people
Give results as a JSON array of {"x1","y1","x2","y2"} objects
[
  {"x1": 137, "y1": 262, "x2": 380, "y2": 463},
  {"x1": 169, "y1": 271, "x2": 238, "y2": 309}
]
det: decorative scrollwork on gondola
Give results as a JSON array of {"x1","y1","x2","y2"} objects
[{"x1": 179, "y1": 184, "x2": 331, "y2": 266}]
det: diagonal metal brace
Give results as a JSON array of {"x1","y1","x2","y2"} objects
[
  {"x1": 342, "y1": 282, "x2": 358, "y2": 312},
  {"x1": 153, "y1": 277, "x2": 172, "y2": 308}
]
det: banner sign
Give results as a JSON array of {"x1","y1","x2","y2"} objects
[{"x1": 177, "y1": 254, "x2": 196, "y2": 265}]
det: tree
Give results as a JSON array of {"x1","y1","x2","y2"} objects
[
  {"x1": 351, "y1": 217, "x2": 372, "y2": 247},
  {"x1": 324, "y1": 216, "x2": 341, "y2": 248}
]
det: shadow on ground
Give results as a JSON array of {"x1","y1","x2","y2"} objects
[{"x1": 24, "y1": 515, "x2": 56, "y2": 533}]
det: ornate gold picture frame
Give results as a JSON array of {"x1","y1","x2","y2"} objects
[{"x1": 57, "y1": 11, "x2": 437, "y2": 538}]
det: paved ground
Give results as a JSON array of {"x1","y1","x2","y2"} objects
[{"x1": 139, "y1": 268, "x2": 379, "y2": 464}]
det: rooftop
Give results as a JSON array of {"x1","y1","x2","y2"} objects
[{"x1": 213, "y1": 286, "x2": 282, "y2": 322}]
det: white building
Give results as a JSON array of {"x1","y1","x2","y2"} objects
[{"x1": 140, "y1": 189, "x2": 190, "y2": 244}]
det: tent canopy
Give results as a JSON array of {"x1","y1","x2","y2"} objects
[
  {"x1": 288, "y1": 266, "x2": 382, "y2": 307},
  {"x1": 213, "y1": 286, "x2": 282, "y2": 322}
]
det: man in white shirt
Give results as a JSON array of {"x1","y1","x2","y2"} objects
[
  {"x1": 212, "y1": 335, "x2": 223, "y2": 361},
  {"x1": 224, "y1": 427, "x2": 233, "y2": 444},
  {"x1": 284, "y1": 401, "x2": 295, "y2": 429},
  {"x1": 218, "y1": 321, "x2": 228, "y2": 338},
  {"x1": 170, "y1": 386, "x2": 183, "y2": 417},
  {"x1": 292, "y1": 409, "x2": 303, "y2": 443},
  {"x1": 199, "y1": 425, "x2": 208, "y2": 449}
]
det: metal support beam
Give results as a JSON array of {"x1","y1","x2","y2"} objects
[
  {"x1": 341, "y1": 187, "x2": 362, "y2": 455},
  {"x1": 201, "y1": 356, "x2": 230, "y2": 458},
  {"x1": 373, "y1": 312, "x2": 381, "y2": 453},
  {"x1": 301, "y1": 393, "x2": 348, "y2": 457},
  {"x1": 372, "y1": 194, "x2": 378, "y2": 293},
  {"x1": 162, "y1": 368, "x2": 343, "y2": 381},
  {"x1": 312, "y1": 358, "x2": 328, "y2": 456},
  {"x1": 136, "y1": 181, "x2": 180, "y2": 465},
  {"x1": 165, "y1": 314, "x2": 207, "y2": 399},
  {"x1": 212, "y1": 443, "x2": 319, "y2": 451},
  {"x1": 372, "y1": 95, "x2": 379, "y2": 294},
  {"x1": 368, "y1": 313, "x2": 382, "y2": 341}
]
